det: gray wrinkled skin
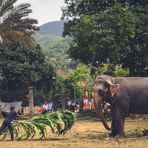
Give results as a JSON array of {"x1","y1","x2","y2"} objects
[{"x1": 93, "y1": 75, "x2": 148, "y2": 137}]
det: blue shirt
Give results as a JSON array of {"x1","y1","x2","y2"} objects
[{"x1": 5, "y1": 111, "x2": 17, "y2": 122}]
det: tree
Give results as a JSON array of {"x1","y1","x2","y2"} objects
[
  {"x1": 94, "y1": 63, "x2": 129, "y2": 77},
  {"x1": 62, "y1": 0, "x2": 146, "y2": 19},
  {"x1": 66, "y1": 64, "x2": 93, "y2": 99},
  {"x1": 0, "y1": 44, "x2": 55, "y2": 101},
  {"x1": 53, "y1": 64, "x2": 93, "y2": 109},
  {"x1": 0, "y1": 0, "x2": 39, "y2": 46},
  {"x1": 62, "y1": 1, "x2": 148, "y2": 76},
  {"x1": 35, "y1": 35, "x2": 76, "y2": 71}
]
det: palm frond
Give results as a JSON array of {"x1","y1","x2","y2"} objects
[
  {"x1": 59, "y1": 110, "x2": 76, "y2": 135},
  {"x1": 0, "y1": 0, "x2": 38, "y2": 47},
  {"x1": 0, "y1": 0, "x2": 17, "y2": 17},
  {"x1": 0, "y1": 110, "x2": 76, "y2": 140}
]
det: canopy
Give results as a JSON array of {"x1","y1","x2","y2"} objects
[{"x1": 0, "y1": 101, "x2": 22, "y2": 112}]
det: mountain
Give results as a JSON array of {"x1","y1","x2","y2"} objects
[{"x1": 37, "y1": 21, "x2": 64, "y2": 36}]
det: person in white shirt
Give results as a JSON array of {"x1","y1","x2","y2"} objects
[
  {"x1": 67, "y1": 100, "x2": 71, "y2": 109},
  {"x1": 48, "y1": 101, "x2": 53, "y2": 112},
  {"x1": 42, "y1": 101, "x2": 49, "y2": 114}
]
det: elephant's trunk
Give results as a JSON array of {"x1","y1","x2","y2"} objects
[{"x1": 94, "y1": 92, "x2": 111, "y2": 130}]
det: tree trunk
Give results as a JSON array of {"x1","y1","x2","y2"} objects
[
  {"x1": 128, "y1": 38, "x2": 137, "y2": 77},
  {"x1": 129, "y1": 65, "x2": 136, "y2": 76}
]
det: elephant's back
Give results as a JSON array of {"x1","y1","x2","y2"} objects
[
  {"x1": 115, "y1": 77, "x2": 148, "y2": 114},
  {"x1": 115, "y1": 77, "x2": 148, "y2": 88},
  {"x1": 115, "y1": 77, "x2": 148, "y2": 101}
]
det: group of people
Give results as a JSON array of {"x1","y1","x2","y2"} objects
[
  {"x1": 0, "y1": 100, "x2": 147, "y2": 141},
  {"x1": 66, "y1": 100, "x2": 80, "y2": 112},
  {"x1": 40, "y1": 100, "x2": 53, "y2": 114}
]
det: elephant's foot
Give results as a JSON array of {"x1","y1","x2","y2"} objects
[
  {"x1": 110, "y1": 130, "x2": 124, "y2": 138},
  {"x1": 115, "y1": 134, "x2": 124, "y2": 139},
  {"x1": 110, "y1": 130, "x2": 117, "y2": 137},
  {"x1": 114, "y1": 134, "x2": 124, "y2": 143}
]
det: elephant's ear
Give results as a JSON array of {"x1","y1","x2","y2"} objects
[
  {"x1": 110, "y1": 84, "x2": 120, "y2": 97},
  {"x1": 106, "y1": 80, "x2": 120, "y2": 96}
]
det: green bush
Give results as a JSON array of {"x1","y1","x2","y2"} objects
[{"x1": 115, "y1": 65, "x2": 129, "y2": 77}]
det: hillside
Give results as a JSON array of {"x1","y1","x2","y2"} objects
[
  {"x1": 35, "y1": 21, "x2": 77, "y2": 70},
  {"x1": 38, "y1": 21, "x2": 64, "y2": 36}
]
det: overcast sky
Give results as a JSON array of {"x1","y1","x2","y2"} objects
[{"x1": 17, "y1": 0, "x2": 65, "y2": 25}]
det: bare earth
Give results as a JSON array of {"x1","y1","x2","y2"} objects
[{"x1": 0, "y1": 118, "x2": 148, "y2": 148}]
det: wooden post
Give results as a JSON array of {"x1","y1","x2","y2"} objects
[
  {"x1": 62, "y1": 86, "x2": 66, "y2": 109},
  {"x1": 29, "y1": 87, "x2": 34, "y2": 117},
  {"x1": 0, "y1": 104, "x2": 2, "y2": 118},
  {"x1": 52, "y1": 77, "x2": 56, "y2": 111}
]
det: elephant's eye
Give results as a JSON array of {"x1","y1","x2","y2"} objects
[
  {"x1": 95, "y1": 80, "x2": 103, "y2": 84},
  {"x1": 95, "y1": 80, "x2": 103, "y2": 86},
  {"x1": 95, "y1": 80, "x2": 99, "y2": 84}
]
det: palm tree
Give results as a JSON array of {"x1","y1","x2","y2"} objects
[{"x1": 0, "y1": 0, "x2": 39, "y2": 46}]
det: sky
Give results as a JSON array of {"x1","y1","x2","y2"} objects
[{"x1": 17, "y1": 0, "x2": 65, "y2": 25}]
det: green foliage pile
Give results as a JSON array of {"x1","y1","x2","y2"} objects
[{"x1": 0, "y1": 110, "x2": 76, "y2": 140}]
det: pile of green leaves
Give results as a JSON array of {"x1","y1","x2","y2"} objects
[{"x1": 0, "y1": 110, "x2": 76, "y2": 140}]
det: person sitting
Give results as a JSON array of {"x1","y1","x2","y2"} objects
[
  {"x1": 0, "y1": 106, "x2": 23, "y2": 141},
  {"x1": 48, "y1": 101, "x2": 53, "y2": 112},
  {"x1": 66, "y1": 100, "x2": 71, "y2": 110},
  {"x1": 42, "y1": 101, "x2": 49, "y2": 114},
  {"x1": 18, "y1": 107, "x2": 24, "y2": 115}
]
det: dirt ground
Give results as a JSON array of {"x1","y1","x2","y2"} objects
[{"x1": 0, "y1": 118, "x2": 148, "y2": 148}]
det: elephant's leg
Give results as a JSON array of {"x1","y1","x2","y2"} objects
[
  {"x1": 111, "y1": 107, "x2": 125, "y2": 137},
  {"x1": 110, "y1": 117, "x2": 117, "y2": 137},
  {"x1": 110, "y1": 106, "x2": 118, "y2": 137},
  {"x1": 115, "y1": 116, "x2": 125, "y2": 138}
]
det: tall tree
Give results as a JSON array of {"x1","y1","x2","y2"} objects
[
  {"x1": 0, "y1": 44, "x2": 55, "y2": 101},
  {"x1": 0, "y1": 0, "x2": 39, "y2": 46},
  {"x1": 62, "y1": 1, "x2": 148, "y2": 76},
  {"x1": 62, "y1": 0, "x2": 146, "y2": 18}
]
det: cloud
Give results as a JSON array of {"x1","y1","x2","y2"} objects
[{"x1": 16, "y1": 0, "x2": 64, "y2": 25}]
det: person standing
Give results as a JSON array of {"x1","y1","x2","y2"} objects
[{"x1": 0, "y1": 106, "x2": 21, "y2": 141}]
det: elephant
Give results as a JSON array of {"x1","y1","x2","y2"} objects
[{"x1": 93, "y1": 75, "x2": 148, "y2": 138}]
